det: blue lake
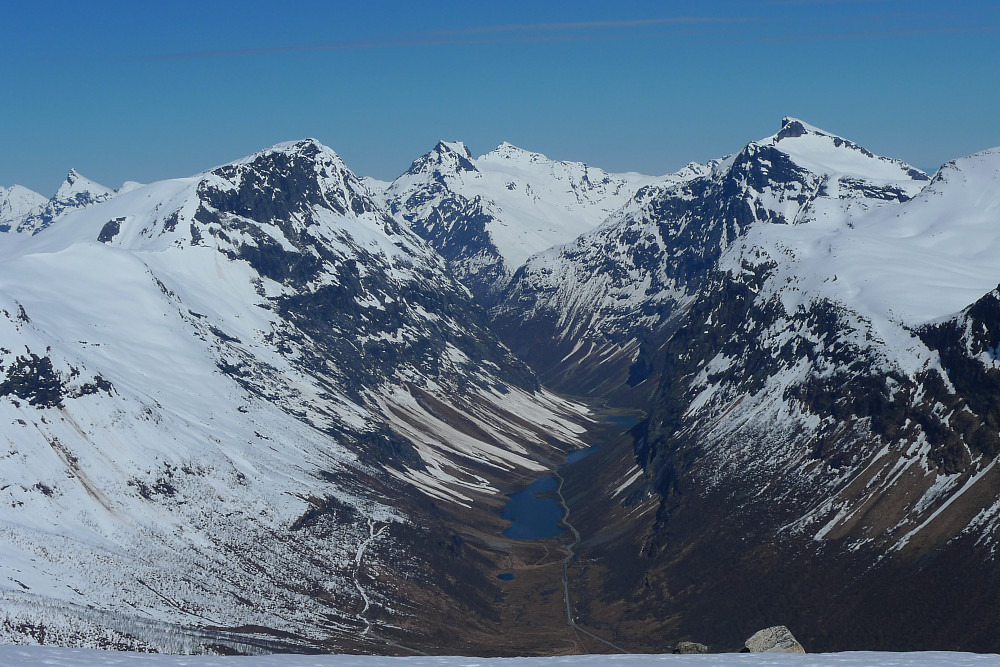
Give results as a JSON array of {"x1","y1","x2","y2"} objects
[
  {"x1": 500, "y1": 446, "x2": 602, "y2": 540},
  {"x1": 500, "y1": 476, "x2": 564, "y2": 540},
  {"x1": 499, "y1": 414, "x2": 643, "y2": 541}
]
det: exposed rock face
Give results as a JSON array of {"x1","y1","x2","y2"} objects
[{"x1": 744, "y1": 626, "x2": 806, "y2": 653}]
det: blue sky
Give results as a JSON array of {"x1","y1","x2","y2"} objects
[{"x1": 3, "y1": 1, "x2": 999, "y2": 195}]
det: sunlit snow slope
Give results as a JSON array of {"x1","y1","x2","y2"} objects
[
  {"x1": 0, "y1": 139, "x2": 588, "y2": 653},
  {"x1": 378, "y1": 141, "x2": 660, "y2": 301},
  {"x1": 0, "y1": 185, "x2": 47, "y2": 231}
]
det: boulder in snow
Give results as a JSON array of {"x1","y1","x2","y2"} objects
[{"x1": 743, "y1": 625, "x2": 806, "y2": 653}]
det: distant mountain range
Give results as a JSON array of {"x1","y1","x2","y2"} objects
[{"x1": 3, "y1": 118, "x2": 1000, "y2": 653}]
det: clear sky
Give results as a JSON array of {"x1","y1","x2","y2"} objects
[{"x1": 3, "y1": 1, "x2": 999, "y2": 196}]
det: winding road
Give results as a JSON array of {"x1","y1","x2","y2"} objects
[{"x1": 552, "y1": 467, "x2": 628, "y2": 654}]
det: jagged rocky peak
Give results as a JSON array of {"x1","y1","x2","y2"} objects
[
  {"x1": 403, "y1": 139, "x2": 479, "y2": 176},
  {"x1": 55, "y1": 168, "x2": 114, "y2": 201},
  {"x1": 775, "y1": 116, "x2": 823, "y2": 139},
  {"x1": 9, "y1": 169, "x2": 116, "y2": 235},
  {"x1": 201, "y1": 137, "x2": 391, "y2": 226},
  {"x1": 222, "y1": 137, "x2": 351, "y2": 179},
  {"x1": 437, "y1": 139, "x2": 472, "y2": 158}
]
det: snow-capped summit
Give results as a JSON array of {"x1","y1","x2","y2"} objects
[
  {"x1": 114, "y1": 180, "x2": 144, "y2": 195},
  {"x1": 763, "y1": 116, "x2": 929, "y2": 183},
  {"x1": 54, "y1": 168, "x2": 114, "y2": 202},
  {"x1": 492, "y1": 117, "x2": 931, "y2": 402},
  {"x1": 382, "y1": 139, "x2": 660, "y2": 302},
  {"x1": 726, "y1": 143, "x2": 1000, "y2": 328},
  {"x1": 437, "y1": 139, "x2": 473, "y2": 159},
  {"x1": 359, "y1": 176, "x2": 390, "y2": 198},
  {"x1": 10, "y1": 169, "x2": 116, "y2": 235},
  {"x1": 401, "y1": 140, "x2": 478, "y2": 178},
  {"x1": 0, "y1": 184, "x2": 47, "y2": 230},
  {"x1": 480, "y1": 141, "x2": 549, "y2": 163}
]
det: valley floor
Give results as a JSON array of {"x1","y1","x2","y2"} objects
[{"x1": 1, "y1": 645, "x2": 998, "y2": 667}]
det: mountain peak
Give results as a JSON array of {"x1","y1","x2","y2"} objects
[
  {"x1": 55, "y1": 169, "x2": 113, "y2": 201},
  {"x1": 402, "y1": 141, "x2": 478, "y2": 177},
  {"x1": 776, "y1": 116, "x2": 829, "y2": 141},
  {"x1": 435, "y1": 140, "x2": 472, "y2": 159},
  {"x1": 239, "y1": 138, "x2": 347, "y2": 167},
  {"x1": 482, "y1": 141, "x2": 546, "y2": 162},
  {"x1": 0, "y1": 184, "x2": 48, "y2": 226},
  {"x1": 754, "y1": 117, "x2": 929, "y2": 182},
  {"x1": 1, "y1": 183, "x2": 45, "y2": 202}
]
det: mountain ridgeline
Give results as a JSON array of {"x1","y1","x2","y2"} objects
[{"x1": 2, "y1": 118, "x2": 1000, "y2": 653}]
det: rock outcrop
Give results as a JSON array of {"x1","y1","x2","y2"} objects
[
  {"x1": 743, "y1": 626, "x2": 806, "y2": 653},
  {"x1": 673, "y1": 641, "x2": 709, "y2": 654}
]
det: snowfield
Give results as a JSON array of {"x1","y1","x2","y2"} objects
[
  {"x1": 0, "y1": 139, "x2": 591, "y2": 652},
  {"x1": 0, "y1": 646, "x2": 998, "y2": 667}
]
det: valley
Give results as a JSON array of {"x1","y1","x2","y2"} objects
[{"x1": 2, "y1": 117, "x2": 1000, "y2": 655}]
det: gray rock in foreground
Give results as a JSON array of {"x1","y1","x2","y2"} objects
[
  {"x1": 673, "y1": 641, "x2": 709, "y2": 654},
  {"x1": 743, "y1": 625, "x2": 806, "y2": 653}
]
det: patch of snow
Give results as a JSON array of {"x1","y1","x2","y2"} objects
[{"x1": 0, "y1": 646, "x2": 997, "y2": 666}]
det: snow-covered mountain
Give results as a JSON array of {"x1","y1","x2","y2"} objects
[
  {"x1": 550, "y1": 123, "x2": 1000, "y2": 650},
  {"x1": 0, "y1": 185, "x2": 47, "y2": 231},
  {"x1": 492, "y1": 118, "x2": 930, "y2": 403},
  {"x1": 378, "y1": 141, "x2": 659, "y2": 302},
  {"x1": 6, "y1": 119, "x2": 1000, "y2": 655},
  {"x1": 0, "y1": 139, "x2": 590, "y2": 653},
  {"x1": 5, "y1": 169, "x2": 117, "y2": 235}
]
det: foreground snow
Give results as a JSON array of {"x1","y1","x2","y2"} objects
[{"x1": 0, "y1": 646, "x2": 998, "y2": 666}]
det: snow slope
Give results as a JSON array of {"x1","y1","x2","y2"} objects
[
  {"x1": 0, "y1": 185, "x2": 47, "y2": 230},
  {"x1": 0, "y1": 139, "x2": 589, "y2": 653},
  {"x1": 727, "y1": 146, "x2": 1000, "y2": 326},
  {"x1": 381, "y1": 141, "x2": 663, "y2": 300},
  {"x1": 0, "y1": 645, "x2": 997, "y2": 666}
]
